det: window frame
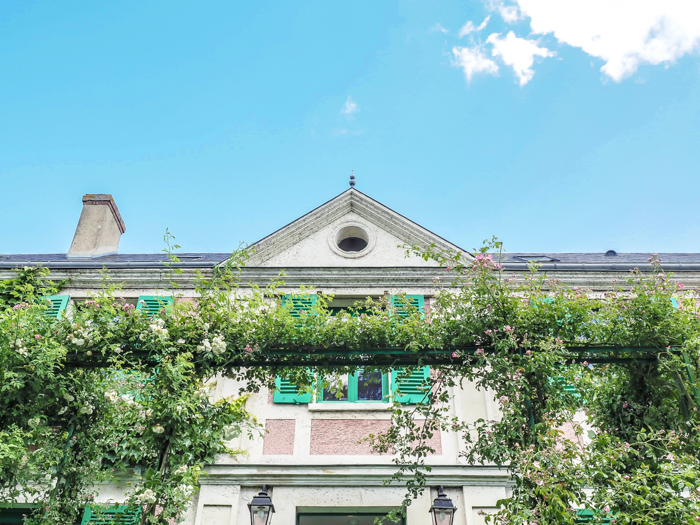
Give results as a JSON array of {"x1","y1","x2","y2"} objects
[{"x1": 317, "y1": 369, "x2": 390, "y2": 404}]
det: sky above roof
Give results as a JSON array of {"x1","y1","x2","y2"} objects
[{"x1": 1, "y1": 1, "x2": 699, "y2": 255}]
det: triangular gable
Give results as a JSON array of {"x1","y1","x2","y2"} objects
[{"x1": 238, "y1": 188, "x2": 470, "y2": 267}]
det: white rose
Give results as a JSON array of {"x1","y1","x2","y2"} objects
[{"x1": 104, "y1": 391, "x2": 118, "y2": 403}]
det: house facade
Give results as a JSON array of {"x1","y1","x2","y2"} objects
[{"x1": 2, "y1": 187, "x2": 700, "y2": 525}]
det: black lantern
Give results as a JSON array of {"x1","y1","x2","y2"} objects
[
  {"x1": 248, "y1": 485, "x2": 275, "y2": 525},
  {"x1": 429, "y1": 486, "x2": 457, "y2": 525}
]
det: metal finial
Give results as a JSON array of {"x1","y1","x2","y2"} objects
[{"x1": 349, "y1": 170, "x2": 356, "y2": 187}]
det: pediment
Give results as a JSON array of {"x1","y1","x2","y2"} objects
[{"x1": 240, "y1": 189, "x2": 470, "y2": 268}]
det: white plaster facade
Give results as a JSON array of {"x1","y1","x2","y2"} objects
[{"x1": 178, "y1": 189, "x2": 507, "y2": 525}]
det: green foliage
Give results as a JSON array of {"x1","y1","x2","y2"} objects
[
  {"x1": 1, "y1": 240, "x2": 699, "y2": 524},
  {"x1": 0, "y1": 266, "x2": 62, "y2": 311}
]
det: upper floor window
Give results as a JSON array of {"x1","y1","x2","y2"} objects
[{"x1": 273, "y1": 294, "x2": 429, "y2": 405}]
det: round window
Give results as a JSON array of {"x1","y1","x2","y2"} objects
[{"x1": 335, "y1": 225, "x2": 369, "y2": 254}]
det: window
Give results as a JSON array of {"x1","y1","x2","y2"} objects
[
  {"x1": 321, "y1": 369, "x2": 389, "y2": 403},
  {"x1": 273, "y1": 295, "x2": 430, "y2": 405},
  {"x1": 513, "y1": 255, "x2": 558, "y2": 263}
]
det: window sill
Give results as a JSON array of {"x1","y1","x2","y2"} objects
[{"x1": 307, "y1": 403, "x2": 393, "y2": 412}]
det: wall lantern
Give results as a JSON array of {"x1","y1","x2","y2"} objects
[
  {"x1": 429, "y1": 486, "x2": 457, "y2": 525},
  {"x1": 249, "y1": 485, "x2": 275, "y2": 525}
]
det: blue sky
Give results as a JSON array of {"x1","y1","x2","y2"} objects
[{"x1": 1, "y1": 0, "x2": 699, "y2": 255}]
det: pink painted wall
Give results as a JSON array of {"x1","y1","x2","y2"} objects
[
  {"x1": 310, "y1": 419, "x2": 442, "y2": 455},
  {"x1": 262, "y1": 419, "x2": 296, "y2": 455}
]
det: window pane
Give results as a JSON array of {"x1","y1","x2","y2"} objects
[
  {"x1": 357, "y1": 369, "x2": 383, "y2": 401},
  {"x1": 323, "y1": 375, "x2": 349, "y2": 401}
]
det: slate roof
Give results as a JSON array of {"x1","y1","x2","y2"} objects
[
  {"x1": 0, "y1": 253, "x2": 231, "y2": 268},
  {"x1": 2, "y1": 252, "x2": 700, "y2": 271},
  {"x1": 501, "y1": 253, "x2": 700, "y2": 264}
]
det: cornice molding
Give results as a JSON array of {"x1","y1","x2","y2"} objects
[
  {"x1": 6, "y1": 266, "x2": 700, "y2": 292},
  {"x1": 201, "y1": 463, "x2": 511, "y2": 487}
]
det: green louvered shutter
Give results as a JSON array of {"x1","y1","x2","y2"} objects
[
  {"x1": 554, "y1": 375, "x2": 578, "y2": 394},
  {"x1": 282, "y1": 294, "x2": 318, "y2": 318},
  {"x1": 391, "y1": 366, "x2": 430, "y2": 404},
  {"x1": 273, "y1": 294, "x2": 317, "y2": 404},
  {"x1": 273, "y1": 376, "x2": 312, "y2": 404},
  {"x1": 135, "y1": 296, "x2": 174, "y2": 317},
  {"x1": 81, "y1": 506, "x2": 140, "y2": 525},
  {"x1": 389, "y1": 295, "x2": 429, "y2": 404},
  {"x1": 43, "y1": 295, "x2": 69, "y2": 319},
  {"x1": 389, "y1": 295, "x2": 425, "y2": 317},
  {"x1": 575, "y1": 509, "x2": 613, "y2": 524},
  {"x1": 0, "y1": 508, "x2": 30, "y2": 524}
]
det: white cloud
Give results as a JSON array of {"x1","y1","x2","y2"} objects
[
  {"x1": 459, "y1": 16, "x2": 491, "y2": 38},
  {"x1": 430, "y1": 23, "x2": 450, "y2": 34},
  {"x1": 487, "y1": 31, "x2": 555, "y2": 85},
  {"x1": 451, "y1": 46, "x2": 499, "y2": 83},
  {"x1": 498, "y1": 5, "x2": 522, "y2": 24},
  {"x1": 341, "y1": 96, "x2": 358, "y2": 116},
  {"x1": 486, "y1": 1, "x2": 522, "y2": 23},
  {"x1": 513, "y1": 0, "x2": 700, "y2": 81},
  {"x1": 333, "y1": 129, "x2": 363, "y2": 137}
]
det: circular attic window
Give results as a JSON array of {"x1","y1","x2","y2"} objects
[{"x1": 335, "y1": 225, "x2": 369, "y2": 254}]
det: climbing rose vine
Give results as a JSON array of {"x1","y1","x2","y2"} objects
[{"x1": 0, "y1": 240, "x2": 699, "y2": 524}]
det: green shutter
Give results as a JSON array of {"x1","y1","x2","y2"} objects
[
  {"x1": 135, "y1": 296, "x2": 174, "y2": 317},
  {"x1": 273, "y1": 376, "x2": 312, "y2": 404},
  {"x1": 555, "y1": 375, "x2": 578, "y2": 394},
  {"x1": 43, "y1": 295, "x2": 69, "y2": 319},
  {"x1": 81, "y1": 506, "x2": 140, "y2": 525},
  {"x1": 391, "y1": 366, "x2": 430, "y2": 404},
  {"x1": 0, "y1": 508, "x2": 30, "y2": 524},
  {"x1": 389, "y1": 295, "x2": 425, "y2": 317},
  {"x1": 274, "y1": 294, "x2": 317, "y2": 403},
  {"x1": 575, "y1": 509, "x2": 613, "y2": 524},
  {"x1": 282, "y1": 294, "x2": 318, "y2": 318},
  {"x1": 389, "y1": 295, "x2": 428, "y2": 404}
]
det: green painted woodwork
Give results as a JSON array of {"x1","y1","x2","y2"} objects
[
  {"x1": 273, "y1": 294, "x2": 319, "y2": 403},
  {"x1": 389, "y1": 295, "x2": 429, "y2": 404},
  {"x1": 575, "y1": 509, "x2": 613, "y2": 523},
  {"x1": 282, "y1": 294, "x2": 317, "y2": 318},
  {"x1": 317, "y1": 370, "x2": 390, "y2": 403},
  {"x1": 43, "y1": 295, "x2": 69, "y2": 318},
  {"x1": 389, "y1": 294, "x2": 425, "y2": 317},
  {"x1": 80, "y1": 506, "x2": 140, "y2": 525},
  {"x1": 135, "y1": 296, "x2": 174, "y2": 317},
  {"x1": 297, "y1": 514, "x2": 404, "y2": 525},
  {"x1": 554, "y1": 375, "x2": 578, "y2": 394},
  {"x1": 273, "y1": 376, "x2": 312, "y2": 404},
  {"x1": 0, "y1": 508, "x2": 31, "y2": 524},
  {"x1": 391, "y1": 366, "x2": 430, "y2": 404}
]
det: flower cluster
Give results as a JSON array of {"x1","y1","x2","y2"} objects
[
  {"x1": 197, "y1": 334, "x2": 226, "y2": 355},
  {"x1": 66, "y1": 321, "x2": 96, "y2": 347},
  {"x1": 148, "y1": 317, "x2": 169, "y2": 339}
]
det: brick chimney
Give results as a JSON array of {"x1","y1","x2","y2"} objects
[{"x1": 66, "y1": 194, "x2": 126, "y2": 258}]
